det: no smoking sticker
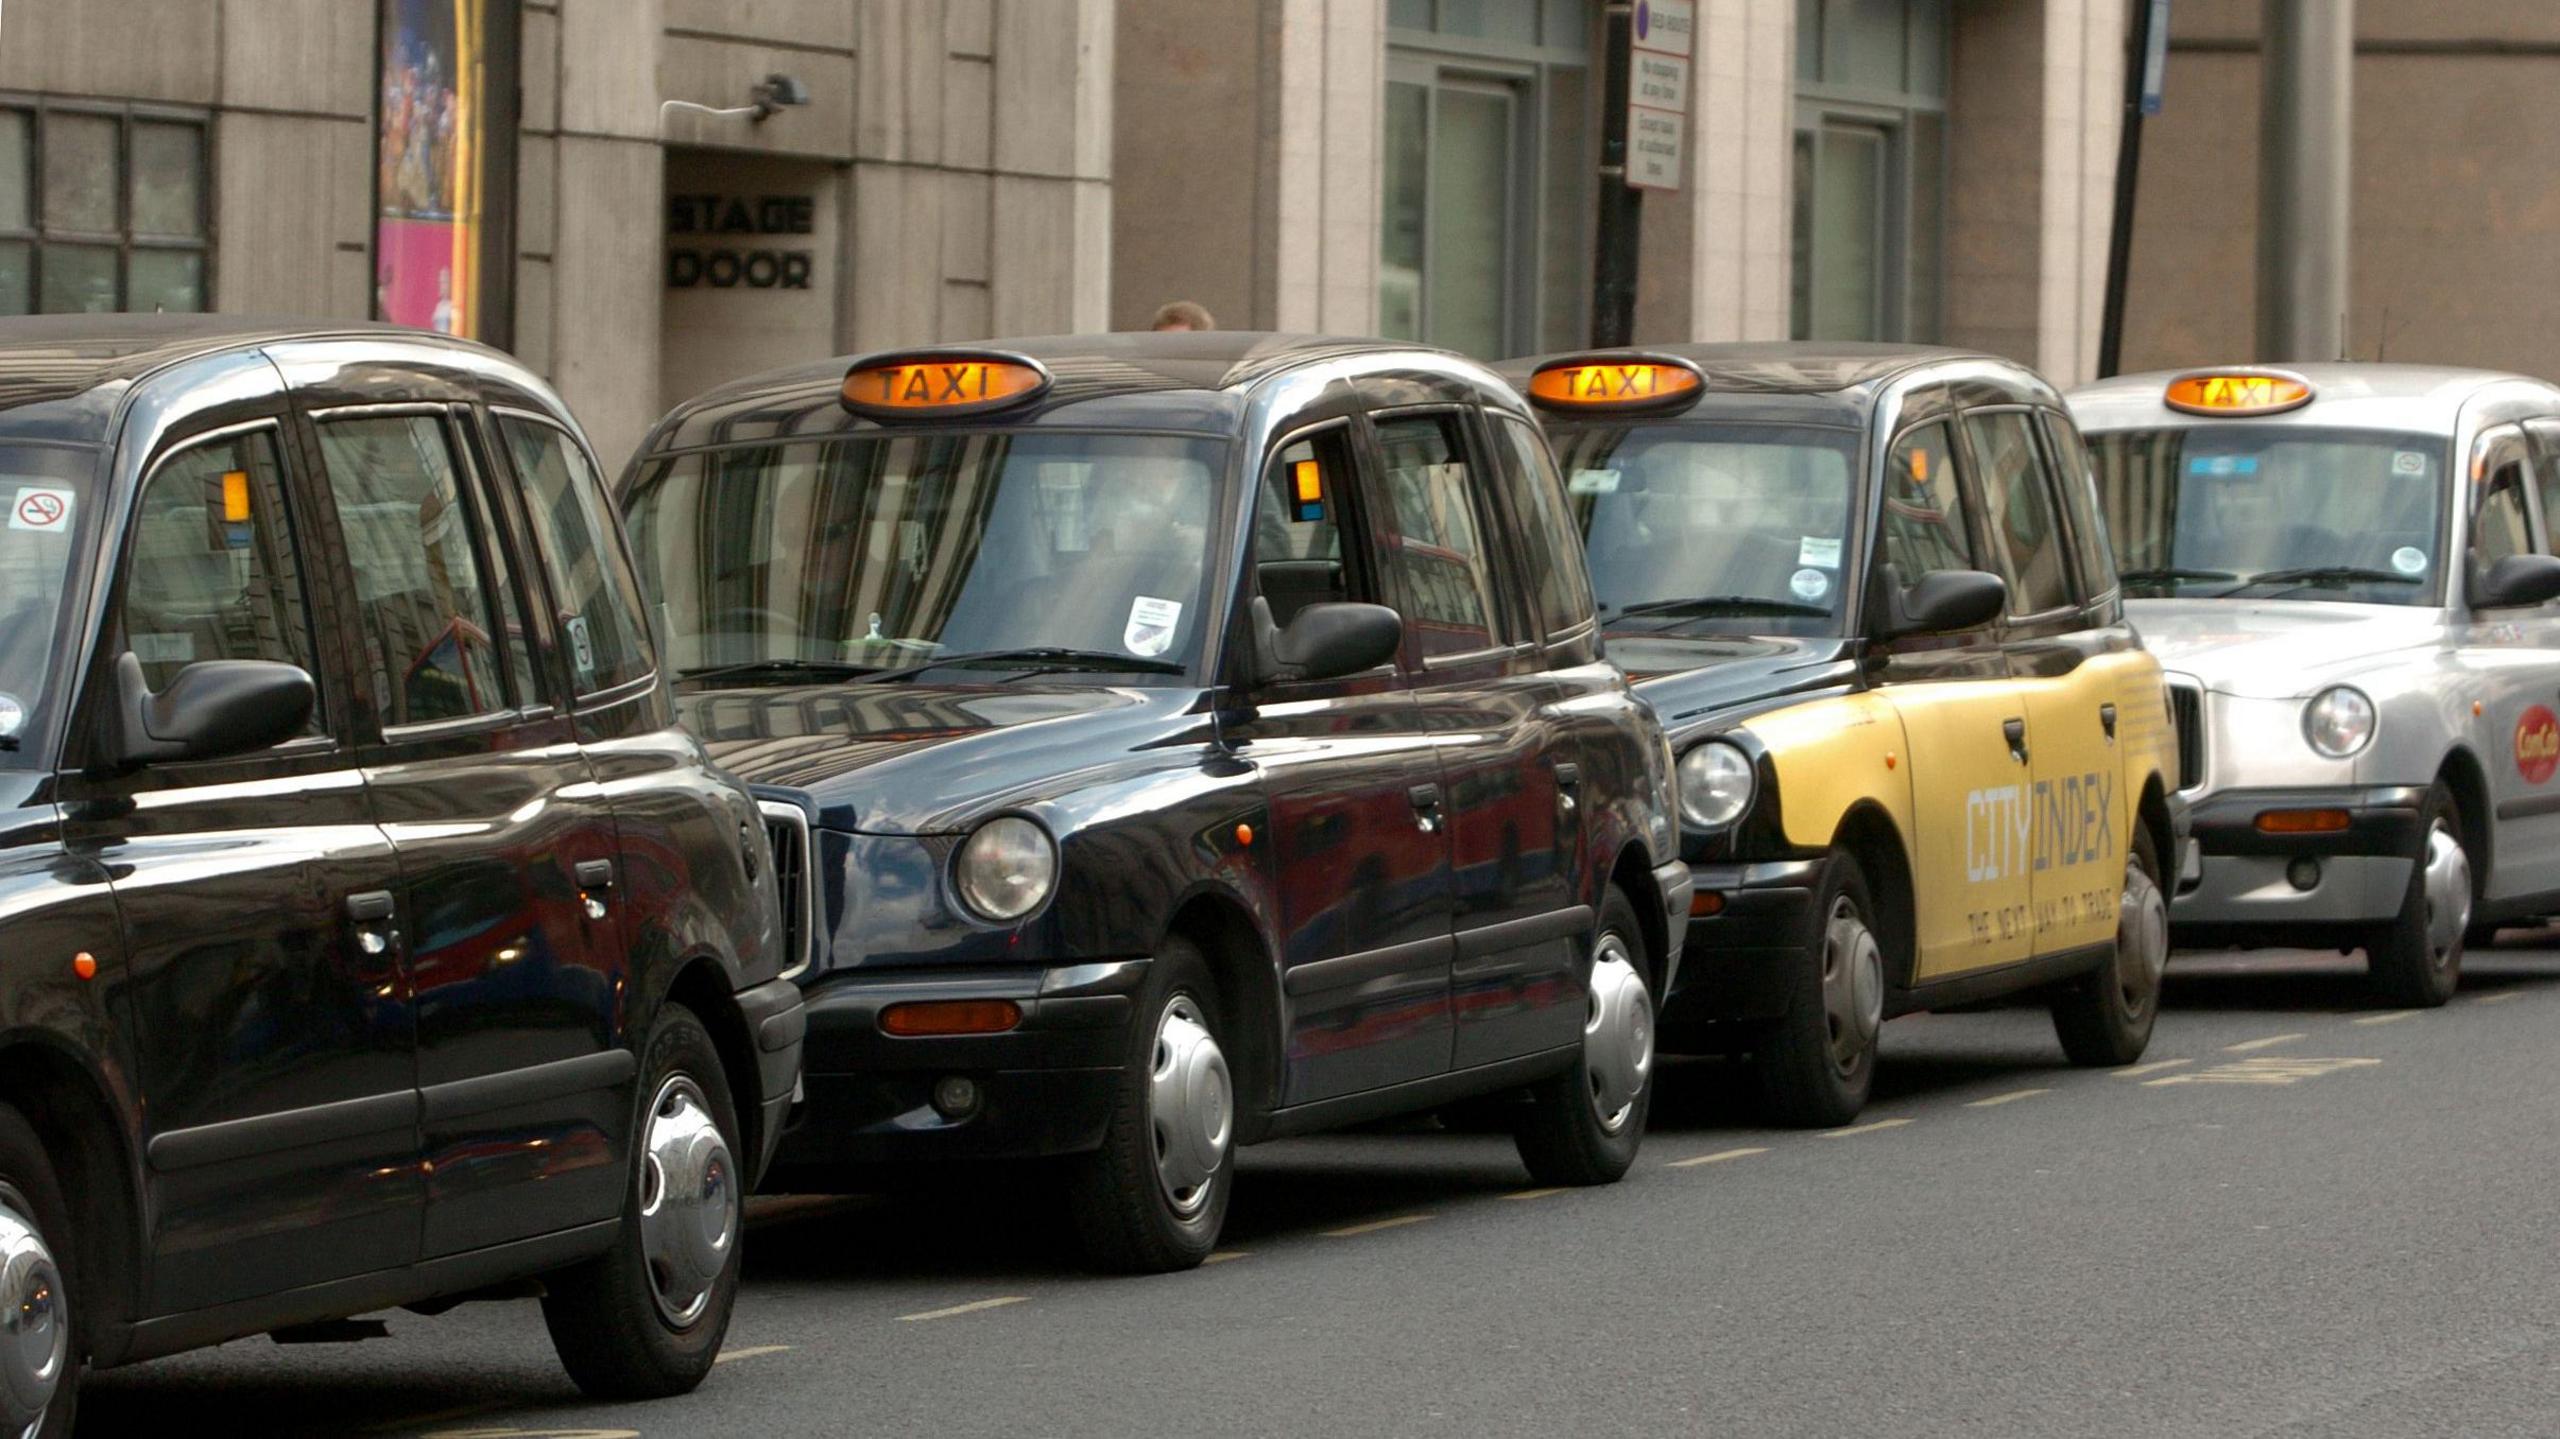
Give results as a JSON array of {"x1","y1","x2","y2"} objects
[{"x1": 8, "y1": 488, "x2": 71, "y2": 533}]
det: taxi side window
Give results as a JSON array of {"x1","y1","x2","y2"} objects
[
  {"x1": 1371, "y1": 412, "x2": 1509, "y2": 661},
  {"x1": 1879, "y1": 421, "x2": 1975, "y2": 582},
  {"x1": 501, "y1": 417, "x2": 656, "y2": 695},
  {"x1": 1963, "y1": 410, "x2": 2074, "y2": 616},
  {"x1": 2471, "y1": 431, "x2": 2533, "y2": 565},
  {"x1": 2041, "y1": 410, "x2": 2120, "y2": 598},
  {"x1": 313, "y1": 414, "x2": 516, "y2": 726},
  {"x1": 120, "y1": 427, "x2": 323, "y2": 733},
  {"x1": 1489, "y1": 413, "x2": 1596, "y2": 638},
  {"x1": 2529, "y1": 421, "x2": 2560, "y2": 552},
  {"x1": 1254, "y1": 428, "x2": 1362, "y2": 627}
]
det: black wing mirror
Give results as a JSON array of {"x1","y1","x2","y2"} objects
[
  {"x1": 115, "y1": 653, "x2": 314, "y2": 766},
  {"x1": 1876, "y1": 568, "x2": 2007, "y2": 640},
  {"x1": 2470, "y1": 553, "x2": 2560, "y2": 610},
  {"x1": 1250, "y1": 597, "x2": 1402, "y2": 685}
]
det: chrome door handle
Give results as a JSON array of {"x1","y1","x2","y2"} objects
[
  {"x1": 345, "y1": 890, "x2": 399, "y2": 963},
  {"x1": 575, "y1": 859, "x2": 617, "y2": 890},
  {"x1": 1409, "y1": 783, "x2": 1443, "y2": 833}
]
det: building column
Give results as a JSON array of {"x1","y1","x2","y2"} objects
[
  {"x1": 546, "y1": 0, "x2": 665, "y2": 467},
  {"x1": 1263, "y1": 0, "x2": 1384, "y2": 334}
]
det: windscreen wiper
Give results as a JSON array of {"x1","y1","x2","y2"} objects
[
  {"x1": 676, "y1": 657, "x2": 881, "y2": 683},
  {"x1": 2117, "y1": 566, "x2": 2239, "y2": 584},
  {"x1": 2224, "y1": 565, "x2": 2420, "y2": 594},
  {"x1": 1605, "y1": 594, "x2": 1833, "y2": 621},
  {"x1": 856, "y1": 647, "x2": 1187, "y2": 684}
]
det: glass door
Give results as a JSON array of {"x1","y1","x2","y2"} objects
[{"x1": 1383, "y1": 65, "x2": 1527, "y2": 358}]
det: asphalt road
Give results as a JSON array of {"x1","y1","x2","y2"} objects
[{"x1": 80, "y1": 937, "x2": 2560, "y2": 1438}]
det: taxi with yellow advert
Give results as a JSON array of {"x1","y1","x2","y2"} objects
[
  {"x1": 1508, "y1": 344, "x2": 2184, "y2": 1126},
  {"x1": 2070, "y1": 364, "x2": 2560, "y2": 1005}
]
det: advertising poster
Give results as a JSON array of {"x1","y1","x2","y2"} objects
[{"x1": 375, "y1": 0, "x2": 516, "y2": 341}]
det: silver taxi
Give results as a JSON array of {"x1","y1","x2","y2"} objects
[{"x1": 2068, "y1": 365, "x2": 2560, "y2": 1005}]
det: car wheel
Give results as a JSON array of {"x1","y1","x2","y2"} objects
[
  {"x1": 1064, "y1": 936, "x2": 1232, "y2": 1273},
  {"x1": 2051, "y1": 828, "x2": 2167, "y2": 1065},
  {"x1": 1514, "y1": 887, "x2": 1654, "y2": 1185},
  {"x1": 1750, "y1": 853, "x2": 1882, "y2": 1128},
  {"x1": 2365, "y1": 783, "x2": 2470, "y2": 1008},
  {"x1": 0, "y1": 1106, "x2": 77, "y2": 1439},
  {"x1": 542, "y1": 1006, "x2": 742, "y2": 1399}
]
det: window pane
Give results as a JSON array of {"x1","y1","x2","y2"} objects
[
  {"x1": 2044, "y1": 413, "x2": 2117, "y2": 596},
  {"x1": 38, "y1": 244, "x2": 117, "y2": 313},
  {"x1": 0, "y1": 241, "x2": 26, "y2": 317},
  {"x1": 1797, "y1": 0, "x2": 1823, "y2": 80},
  {"x1": 503, "y1": 419, "x2": 655, "y2": 693},
  {"x1": 1495, "y1": 415, "x2": 1593, "y2": 634},
  {"x1": 1428, "y1": 86, "x2": 1513, "y2": 357},
  {"x1": 1542, "y1": 0, "x2": 1591, "y2": 50},
  {"x1": 1908, "y1": 0, "x2": 1949, "y2": 97},
  {"x1": 1373, "y1": 414, "x2": 1504, "y2": 658},
  {"x1": 128, "y1": 249, "x2": 203, "y2": 313},
  {"x1": 1537, "y1": 64, "x2": 1590, "y2": 351},
  {"x1": 2475, "y1": 459, "x2": 2532, "y2": 565},
  {"x1": 1789, "y1": 129, "x2": 1814, "y2": 340},
  {"x1": 1881, "y1": 422, "x2": 1973, "y2": 580},
  {"x1": 1255, "y1": 434, "x2": 1355, "y2": 627},
  {"x1": 1908, "y1": 112, "x2": 1943, "y2": 343},
  {"x1": 1966, "y1": 411, "x2": 2074, "y2": 614},
  {"x1": 0, "y1": 111, "x2": 28, "y2": 230},
  {"x1": 123, "y1": 430, "x2": 321, "y2": 727},
  {"x1": 1828, "y1": 0, "x2": 1908, "y2": 90},
  {"x1": 130, "y1": 122, "x2": 203, "y2": 238},
  {"x1": 1439, "y1": 0, "x2": 1537, "y2": 43},
  {"x1": 1812, "y1": 124, "x2": 1884, "y2": 340},
  {"x1": 1390, "y1": 0, "x2": 1432, "y2": 30},
  {"x1": 2531, "y1": 426, "x2": 2560, "y2": 553},
  {"x1": 317, "y1": 416, "x2": 509, "y2": 724},
  {"x1": 42, "y1": 113, "x2": 118, "y2": 233},
  {"x1": 1381, "y1": 81, "x2": 1428, "y2": 342}
]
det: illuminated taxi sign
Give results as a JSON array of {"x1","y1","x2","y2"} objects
[
  {"x1": 1526, "y1": 357, "x2": 1706, "y2": 413},
  {"x1": 1291, "y1": 458, "x2": 1324, "y2": 521},
  {"x1": 2163, "y1": 369, "x2": 2315, "y2": 417},
  {"x1": 839, "y1": 351, "x2": 1050, "y2": 420}
]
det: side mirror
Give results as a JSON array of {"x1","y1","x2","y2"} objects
[
  {"x1": 116, "y1": 653, "x2": 314, "y2": 766},
  {"x1": 1252, "y1": 598, "x2": 1402, "y2": 684},
  {"x1": 2470, "y1": 552, "x2": 2560, "y2": 610},
  {"x1": 1877, "y1": 568, "x2": 2007, "y2": 640}
]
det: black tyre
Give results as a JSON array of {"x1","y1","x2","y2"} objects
[
  {"x1": 1514, "y1": 887, "x2": 1654, "y2": 1185},
  {"x1": 543, "y1": 1006, "x2": 743, "y2": 1399},
  {"x1": 1064, "y1": 936, "x2": 1233, "y2": 1273},
  {"x1": 1750, "y1": 853, "x2": 1882, "y2": 1128},
  {"x1": 0, "y1": 1105, "x2": 78, "y2": 1438},
  {"x1": 2365, "y1": 782, "x2": 2471, "y2": 1008},
  {"x1": 2051, "y1": 827, "x2": 2167, "y2": 1065}
]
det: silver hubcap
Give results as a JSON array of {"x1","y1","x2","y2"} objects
[
  {"x1": 0, "y1": 1194, "x2": 63, "y2": 1438},
  {"x1": 2116, "y1": 855, "x2": 2170, "y2": 1022},
  {"x1": 1584, "y1": 932, "x2": 1653, "y2": 1134},
  {"x1": 638, "y1": 1075, "x2": 736, "y2": 1328},
  {"x1": 2422, "y1": 820, "x2": 2473, "y2": 971},
  {"x1": 1820, "y1": 895, "x2": 1884, "y2": 1077},
  {"x1": 1148, "y1": 996, "x2": 1231, "y2": 1216}
]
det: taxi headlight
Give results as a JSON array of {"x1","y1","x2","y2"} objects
[
  {"x1": 1677, "y1": 741, "x2": 1756, "y2": 830},
  {"x1": 2303, "y1": 686, "x2": 2375, "y2": 759},
  {"x1": 954, "y1": 816, "x2": 1057, "y2": 922}
]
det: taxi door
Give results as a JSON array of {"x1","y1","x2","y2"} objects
[
  {"x1": 2467, "y1": 426, "x2": 2560, "y2": 896},
  {"x1": 1965, "y1": 408, "x2": 2123, "y2": 957},
  {"x1": 1873, "y1": 417, "x2": 2033, "y2": 978}
]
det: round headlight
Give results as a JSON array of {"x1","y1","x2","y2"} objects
[
  {"x1": 2303, "y1": 685, "x2": 2376, "y2": 759},
  {"x1": 954, "y1": 816, "x2": 1057, "y2": 922},
  {"x1": 1677, "y1": 741, "x2": 1756, "y2": 830}
]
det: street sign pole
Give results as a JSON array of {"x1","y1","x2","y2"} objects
[
  {"x1": 1592, "y1": 0, "x2": 1693, "y2": 348},
  {"x1": 2097, "y1": 0, "x2": 2169, "y2": 378},
  {"x1": 1591, "y1": 1, "x2": 1641, "y2": 347}
]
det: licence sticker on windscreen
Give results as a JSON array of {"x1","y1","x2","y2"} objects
[
  {"x1": 1568, "y1": 469, "x2": 1621, "y2": 495},
  {"x1": 2391, "y1": 545, "x2": 2428, "y2": 576},
  {"x1": 1789, "y1": 568, "x2": 1831, "y2": 602},
  {"x1": 0, "y1": 694, "x2": 23, "y2": 738},
  {"x1": 2187, "y1": 456, "x2": 2260, "y2": 477},
  {"x1": 1124, "y1": 596, "x2": 1182, "y2": 657},
  {"x1": 1798, "y1": 535, "x2": 1842, "y2": 569},
  {"x1": 2393, "y1": 451, "x2": 2428, "y2": 476},
  {"x1": 8, "y1": 487, "x2": 72, "y2": 533}
]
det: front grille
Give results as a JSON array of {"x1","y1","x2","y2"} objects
[
  {"x1": 758, "y1": 799, "x2": 816, "y2": 978},
  {"x1": 2168, "y1": 680, "x2": 2205, "y2": 792}
]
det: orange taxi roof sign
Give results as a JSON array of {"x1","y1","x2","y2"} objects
[
  {"x1": 1526, "y1": 357, "x2": 1705, "y2": 413},
  {"x1": 2163, "y1": 369, "x2": 2314, "y2": 417},
  {"x1": 840, "y1": 352, "x2": 1050, "y2": 420}
]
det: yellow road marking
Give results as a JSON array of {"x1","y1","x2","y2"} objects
[
  {"x1": 1203, "y1": 1250, "x2": 1251, "y2": 1264},
  {"x1": 1965, "y1": 1088, "x2": 2050, "y2": 1108},
  {"x1": 897, "y1": 1296, "x2": 1028, "y2": 1323},
  {"x1": 2147, "y1": 1056, "x2": 2380, "y2": 1087},
  {"x1": 2116, "y1": 1058, "x2": 2191, "y2": 1079},
  {"x1": 2473, "y1": 991, "x2": 2523, "y2": 1005},
  {"x1": 1668, "y1": 1146, "x2": 1769, "y2": 1168},
  {"x1": 716, "y1": 1344, "x2": 792, "y2": 1364},
  {"x1": 2224, "y1": 1032, "x2": 2305, "y2": 1052},
  {"x1": 1819, "y1": 1117, "x2": 1913, "y2": 1139},
  {"x1": 2352, "y1": 1010, "x2": 2421, "y2": 1025},
  {"x1": 1505, "y1": 1187, "x2": 1567, "y2": 1201},
  {"x1": 1324, "y1": 1213, "x2": 1434, "y2": 1238}
]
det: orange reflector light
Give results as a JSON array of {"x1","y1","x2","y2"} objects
[
  {"x1": 880, "y1": 999, "x2": 1023, "y2": 1037},
  {"x1": 840, "y1": 353, "x2": 1049, "y2": 420},
  {"x1": 1527, "y1": 359, "x2": 1705, "y2": 412},
  {"x1": 221, "y1": 470, "x2": 251, "y2": 522},
  {"x1": 71, "y1": 952, "x2": 95, "y2": 981},
  {"x1": 1235, "y1": 822, "x2": 1255, "y2": 847},
  {"x1": 2255, "y1": 808, "x2": 2351, "y2": 834},
  {"x1": 2163, "y1": 370, "x2": 2314, "y2": 417},
  {"x1": 1690, "y1": 891, "x2": 1725, "y2": 917}
]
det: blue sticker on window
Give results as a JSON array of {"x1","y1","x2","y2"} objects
[{"x1": 2188, "y1": 455, "x2": 2260, "y2": 476}]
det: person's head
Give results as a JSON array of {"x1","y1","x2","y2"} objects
[{"x1": 1151, "y1": 300, "x2": 1215, "y2": 333}]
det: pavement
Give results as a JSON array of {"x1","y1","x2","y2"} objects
[{"x1": 78, "y1": 937, "x2": 2560, "y2": 1438}]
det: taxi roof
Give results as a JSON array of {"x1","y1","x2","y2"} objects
[
  {"x1": 639, "y1": 331, "x2": 1475, "y2": 457},
  {"x1": 2069, "y1": 362, "x2": 2560, "y2": 435}
]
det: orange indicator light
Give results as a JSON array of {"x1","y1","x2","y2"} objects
[
  {"x1": 1235, "y1": 823, "x2": 1255, "y2": 847},
  {"x1": 71, "y1": 952, "x2": 95, "y2": 981},
  {"x1": 1690, "y1": 891, "x2": 1725, "y2": 917}
]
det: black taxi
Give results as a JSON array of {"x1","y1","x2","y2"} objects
[
  {"x1": 1504, "y1": 344, "x2": 2182, "y2": 1126},
  {"x1": 0, "y1": 316, "x2": 803, "y2": 1430},
  {"x1": 624, "y1": 332, "x2": 1690, "y2": 1271}
]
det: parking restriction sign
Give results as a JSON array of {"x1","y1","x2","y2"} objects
[{"x1": 1627, "y1": 0, "x2": 1692, "y2": 190}]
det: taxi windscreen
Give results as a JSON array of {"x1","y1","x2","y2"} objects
[
  {"x1": 1548, "y1": 422, "x2": 1859, "y2": 636},
  {"x1": 2087, "y1": 428, "x2": 2451, "y2": 605},
  {"x1": 625, "y1": 431, "x2": 1228, "y2": 681},
  {"x1": 0, "y1": 443, "x2": 96, "y2": 759}
]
